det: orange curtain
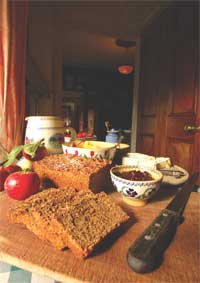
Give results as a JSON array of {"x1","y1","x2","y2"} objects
[{"x1": 0, "y1": 0, "x2": 28, "y2": 152}]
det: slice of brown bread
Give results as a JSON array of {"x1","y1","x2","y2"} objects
[
  {"x1": 8, "y1": 188, "x2": 129, "y2": 258},
  {"x1": 32, "y1": 154, "x2": 112, "y2": 193},
  {"x1": 9, "y1": 188, "x2": 80, "y2": 249},
  {"x1": 54, "y1": 192, "x2": 129, "y2": 258}
]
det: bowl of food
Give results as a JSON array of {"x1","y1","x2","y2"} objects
[
  {"x1": 110, "y1": 165, "x2": 163, "y2": 206},
  {"x1": 62, "y1": 140, "x2": 117, "y2": 160}
]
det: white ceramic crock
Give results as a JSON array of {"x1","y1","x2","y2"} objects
[{"x1": 25, "y1": 116, "x2": 76, "y2": 154}]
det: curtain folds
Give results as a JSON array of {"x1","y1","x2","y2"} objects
[{"x1": 0, "y1": 0, "x2": 28, "y2": 152}]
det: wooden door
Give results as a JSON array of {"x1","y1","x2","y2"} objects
[
  {"x1": 166, "y1": 3, "x2": 199, "y2": 174},
  {"x1": 137, "y1": 2, "x2": 199, "y2": 175}
]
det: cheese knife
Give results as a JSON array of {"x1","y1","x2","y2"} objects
[{"x1": 127, "y1": 172, "x2": 199, "y2": 273}]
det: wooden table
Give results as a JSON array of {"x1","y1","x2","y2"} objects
[{"x1": 0, "y1": 188, "x2": 199, "y2": 283}]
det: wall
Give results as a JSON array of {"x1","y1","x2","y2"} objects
[{"x1": 27, "y1": 2, "x2": 62, "y2": 116}]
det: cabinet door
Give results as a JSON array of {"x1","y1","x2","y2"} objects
[
  {"x1": 137, "y1": 21, "x2": 161, "y2": 156},
  {"x1": 137, "y1": 2, "x2": 199, "y2": 174},
  {"x1": 165, "y1": 3, "x2": 199, "y2": 173}
]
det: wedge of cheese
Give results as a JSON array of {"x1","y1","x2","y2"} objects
[
  {"x1": 122, "y1": 153, "x2": 156, "y2": 170},
  {"x1": 122, "y1": 153, "x2": 172, "y2": 171},
  {"x1": 156, "y1": 157, "x2": 172, "y2": 169}
]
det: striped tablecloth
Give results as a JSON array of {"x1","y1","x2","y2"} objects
[{"x1": 0, "y1": 262, "x2": 61, "y2": 283}]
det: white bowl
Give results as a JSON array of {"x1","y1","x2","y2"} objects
[
  {"x1": 110, "y1": 165, "x2": 163, "y2": 206},
  {"x1": 62, "y1": 140, "x2": 116, "y2": 160}
]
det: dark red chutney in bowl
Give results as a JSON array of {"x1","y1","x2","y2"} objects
[
  {"x1": 115, "y1": 170, "x2": 154, "y2": 181},
  {"x1": 110, "y1": 166, "x2": 163, "y2": 206}
]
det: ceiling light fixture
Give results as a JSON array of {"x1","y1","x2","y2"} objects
[
  {"x1": 116, "y1": 39, "x2": 135, "y2": 75},
  {"x1": 118, "y1": 65, "x2": 133, "y2": 75}
]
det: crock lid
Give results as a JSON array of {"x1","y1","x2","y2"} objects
[{"x1": 25, "y1": 116, "x2": 62, "y2": 121}]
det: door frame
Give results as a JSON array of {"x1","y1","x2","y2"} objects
[
  {"x1": 130, "y1": 5, "x2": 169, "y2": 152},
  {"x1": 130, "y1": 38, "x2": 140, "y2": 152}
]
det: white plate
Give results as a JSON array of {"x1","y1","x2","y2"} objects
[{"x1": 161, "y1": 165, "x2": 189, "y2": 186}]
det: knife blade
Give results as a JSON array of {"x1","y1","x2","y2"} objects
[{"x1": 127, "y1": 172, "x2": 199, "y2": 274}]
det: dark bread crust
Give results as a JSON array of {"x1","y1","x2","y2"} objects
[
  {"x1": 32, "y1": 154, "x2": 111, "y2": 192},
  {"x1": 8, "y1": 188, "x2": 129, "y2": 258}
]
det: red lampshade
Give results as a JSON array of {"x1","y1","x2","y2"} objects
[{"x1": 118, "y1": 65, "x2": 133, "y2": 75}]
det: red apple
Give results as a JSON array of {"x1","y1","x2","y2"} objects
[
  {"x1": 4, "y1": 171, "x2": 40, "y2": 200},
  {"x1": 77, "y1": 132, "x2": 83, "y2": 138},
  {"x1": 22, "y1": 146, "x2": 47, "y2": 161},
  {"x1": 77, "y1": 132, "x2": 87, "y2": 138},
  {"x1": 4, "y1": 164, "x2": 21, "y2": 174},
  {"x1": 0, "y1": 167, "x2": 9, "y2": 191}
]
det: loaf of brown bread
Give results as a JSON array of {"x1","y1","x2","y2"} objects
[
  {"x1": 8, "y1": 188, "x2": 129, "y2": 258},
  {"x1": 32, "y1": 154, "x2": 111, "y2": 193}
]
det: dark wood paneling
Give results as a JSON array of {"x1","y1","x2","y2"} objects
[
  {"x1": 172, "y1": 39, "x2": 196, "y2": 114},
  {"x1": 140, "y1": 30, "x2": 160, "y2": 116},
  {"x1": 140, "y1": 135, "x2": 154, "y2": 156},
  {"x1": 166, "y1": 138, "x2": 193, "y2": 172},
  {"x1": 140, "y1": 116, "x2": 155, "y2": 134},
  {"x1": 137, "y1": 2, "x2": 199, "y2": 174},
  {"x1": 174, "y1": 2, "x2": 197, "y2": 42}
]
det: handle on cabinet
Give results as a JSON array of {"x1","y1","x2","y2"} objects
[{"x1": 184, "y1": 125, "x2": 200, "y2": 133}]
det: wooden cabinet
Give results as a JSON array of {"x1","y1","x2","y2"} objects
[{"x1": 137, "y1": 2, "x2": 199, "y2": 174}]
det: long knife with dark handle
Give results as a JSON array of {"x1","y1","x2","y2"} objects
[{"x1": 127, "y1": 172, "x2": 199, "y2": 274}]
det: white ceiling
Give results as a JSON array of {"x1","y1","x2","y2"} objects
[{"x1": 30, "y1": 1, "x2": 169, "y2": 71}]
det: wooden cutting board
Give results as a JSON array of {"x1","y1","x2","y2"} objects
[{"x1": 0, "y1": 188, "x2": 199, "y2": 283}]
